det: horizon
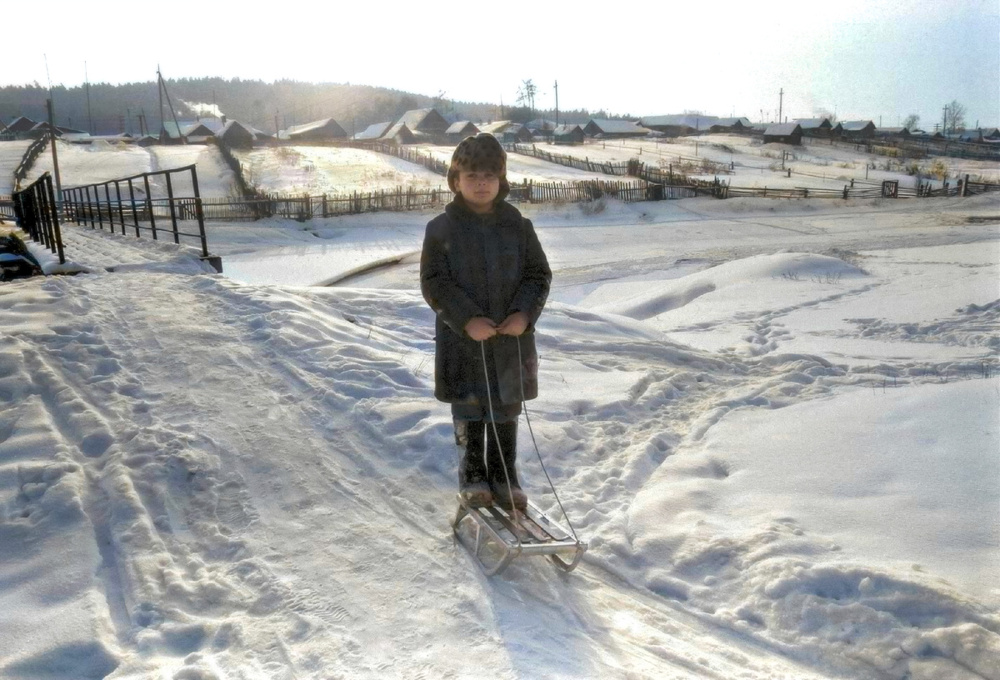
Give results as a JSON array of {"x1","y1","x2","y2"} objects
[{"x1": 5, "y1": 0, "x2": 998, "y2": 128}]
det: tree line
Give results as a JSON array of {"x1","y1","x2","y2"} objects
[{"x1": 0, "y1": 77, "x2": 600, "y2": 136}]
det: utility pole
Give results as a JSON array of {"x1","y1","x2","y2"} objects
[
  {"x1": 46, "y1": 98, "x2": 62, "y2": 206},
  {"x1": 554, "y1": 80, "x2": 559, "y2": 126},
  {"x1": 778, "y1": 88, "x2": 784, "y2": 125},
  {"x1": 275, "y1": 111, "x2": 280, "y2": 138},
  {"x1": 943, "y1": 105, "x2": 949, "y2": 134}
]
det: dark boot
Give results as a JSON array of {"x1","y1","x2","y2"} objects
[
  {"x1": 456, "y1": 420, "x2": 492, "y2": 507},
  {"x1": 486, "y1": 421, "x2": 528, "y2": 512}
]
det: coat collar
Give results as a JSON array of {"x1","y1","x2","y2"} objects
[{"x1": 446, "y1": 198, "x2": 522, "y2": 227}]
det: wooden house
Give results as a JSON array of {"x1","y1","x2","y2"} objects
[
  {"x1": 874, "y1": 127, "x2": 911, "y2": 139},
  {"x1": 27, "y1": 121, "x2": 61, "y2": 139},
  {"x1": 446, "y1": 121, "x2": 480, "y2": 143},
  {"x1": 6, "y1": 117, "x2": 38, "y2": 134},
  {"x1": 382, "y1": 122, "x2": 416, "y2": 144},
  {"x1": 762, "y1": 123, "x2": 803, "y2": 145},
  {"x1": 794, "y1": 118, "x2": 833, "y2": 137},
  {"x1": 217, "y1": 120, "x2": 256, "y2": 149},
  {"x1": 639, "y1": 114, "x2": 716, "y2": 136},
  {"x1": 583, "y1": 119, "x2": 650, "y2": 138},
  {"x1": 504, "y1": 124, "x2": 533, "y2": 144},
  {"x1": 839, "y1": 120, "x2": 876, "y2": 139},
  {"x1": 708, "y1": 117, "x2": 752, "y2": 133},
  {"x1": 395, "y1": 108, "x2": 450, "y2": 142},
  {"x1": 553, "y1": 124, "x2": 585, "y2": 145},
  {"x1": 284, "y1": 118, "x2": 348, "y2": 142}
]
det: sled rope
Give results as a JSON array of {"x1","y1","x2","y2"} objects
[
  {"x1": 477, "y1": 337, "x2": 579, "y2": 541},
  {"x1": 517, "y1": 335, "x2": 579, "y2": 542},
  {"x1": 479, "y1": 340, "x2": 520, "y2": 522}
]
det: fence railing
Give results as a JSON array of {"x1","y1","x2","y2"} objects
[
  {"x1": 61, "y1": 164, "x2": 219, "y2": 270},
  {"x1": 13, "y1": 137, "x2": 49, "y2": 191},
  {"x1": 13, "y1": 172, "x2": 64, "y2": 264},
  {"x1": 0, "y1": 195, "x2": 13, "y2": 219},
  {"x1": 505, "y1": 144, "x2": 631, "y2": 176},
  {"x1": 368, "y1": 142, "x2": 449, "y2": 176}
]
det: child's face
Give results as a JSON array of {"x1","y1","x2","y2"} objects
[{"x1": 456, "y1": 169, "x2": 500, "y2": 214}]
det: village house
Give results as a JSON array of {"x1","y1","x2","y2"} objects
[
  {"x1": 553, "y1": 124, "x2": 586, "y2": 145},
  {"x1": 839, "y1": 120, "x2": 876, "y2": 139},
  {"x1": 216, "y1": 120, "x2": 256, "y2": 149},
  {"x1": 284, "y1": 118, "x2": 349, "y2": 143},
  {"x1": 638, "y1": 114, "x2": 717, "y2": 137},
  {"x1": 393, "y1": 108, "x2": 450, "y2": 143},
  {"x1": 708, "y1": 117, "x2": 753, "y2": 133},
  {"x1": 446, "y1": 121, "x2": 480, "y2": 143},
  {"x1": 583, "y1": 119, "x2": 650, "y2": 138},
  {"x1": 382, "y1": 122, "x2": 417, "y2": 144},
  {"x1": 763, "y1": 122, "x2": 803, "y2": 145},
  {"x1": 794, "y1": 118, "x2": 833, "y2": 137},
  {"x1": 6, "y1": 116, "x2": 38, "y2": 134}
]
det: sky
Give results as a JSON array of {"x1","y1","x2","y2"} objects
[{"x1": 5, "y1": 0, "x2": 999, "y2": 127}]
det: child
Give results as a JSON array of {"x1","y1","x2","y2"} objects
[{"x1": 420, "y1": 134, "x2": 552, "y2": 511}]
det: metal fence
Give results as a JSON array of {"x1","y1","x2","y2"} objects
[
  {"x1": 12, "y1": 172, "x2": 64, "y2": 264},
  {"x1": 61, "y1": 164, "x2": 217, "y2": 268}
]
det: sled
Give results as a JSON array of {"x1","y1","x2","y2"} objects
[{"x1": 453, "y1": 494, "x2": 587, "y2": 576}]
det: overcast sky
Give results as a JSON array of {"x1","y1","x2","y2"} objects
[{"x1": 6, "y1": 0, "x2": 998, "y2": 127}]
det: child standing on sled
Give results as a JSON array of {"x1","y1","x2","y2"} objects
[{"x1": 420, "y1": 134, "x2": 552, "y2": 511}]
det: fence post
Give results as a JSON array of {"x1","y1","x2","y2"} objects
[
  {"x1": 128, "y1": 179, "x2": 141, "y2": 237},
  {"x1": 143, "y1": 173, "x2": 157, "y2": 240},
  {"x1": 44, "y1": 175, "x2": 65, "y2": 264},
  {"x1": 165, "y1": 171, "x2": 180, "y2": 244},
  {"x1": 85, "y1": 186, "x2": 95, "y2": 228},
  {"x1": 115, "y1": 180, "x2": 126, "y2": 235},
  {"x1": 189, "y1": 165, "x2": 208, "y2": 257},
  {"x1": 96, "y1": 185, "x2": 105, "y2": 231},
  {"x1": 963, "y1": 174, "x2": 969, "y2": 197}
]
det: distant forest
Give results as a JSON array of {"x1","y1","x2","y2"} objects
[{"x1": 0, "y1": 77, "x2": 605, "y2": 136}]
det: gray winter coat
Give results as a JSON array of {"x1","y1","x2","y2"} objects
[{"x1": 420, "y1": 199, "x2": 551, "y2": 406}]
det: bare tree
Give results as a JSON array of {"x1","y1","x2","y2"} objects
[
  {"x1": 944, "y1": 100, "x2": 966, "y2": 133},
  {"x1": 902, "y1": 113, "x2": 920, "y2": 131},
  {"x1": 516, "y1": 79, "x2": 537, "y2": 119}
]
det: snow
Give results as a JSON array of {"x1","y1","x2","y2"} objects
[
  {"x1": 1, "y1": 154, "x2": 999, "y2": 679},
  {"x1": 0, "y1": 139, "x2": 33, "y2": 195}
]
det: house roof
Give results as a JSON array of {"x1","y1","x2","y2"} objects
[
  {"x1": 553, "y1": 124, "x2": 584, "y2": 135},
  {"x1": 7, "y1": 116, "x2": 38, "y2": 132},
  {"x1": 383, "y1": 122, "x2": 414, "y2": 140},
  {"x1": 639, "y1": 114, "x2": 719, "y2": 129},
  {"x1": 763, "y1": 123, "x2": 802, "y2": 136},
  {"x1": 218, "y1": 120, "x2": 253, "y2": 137},
  {"x1": 285, "y1": 118, "x2": 347, "y2": 138},
  {"x1": 446, "y1": 121, "x2": 479, "y2": 135},
  {"x1": 354, "y1": 121, "x2": 393, "y2": 140},
  {"x1": 587, "y1": 119, "x2": 650, "y2": 135},
  {"x1": 396, "y1": 108, "x2": 447, "y2": 131},
  {"x1": 841, "y1": 120, "x2": 875, "y2": 131},
  {"x1": 711, "y1": 117, "x2": 752, "y2": 128},
  {"x1": 875, "y1": 127, "x2": 910, "y2": 135},
  {"x1": 477, "y1": 121, "x2": 513, "y2": 134},
  {"x1": 526, "y1": 119, "x2": 557, "y2": 131},
  {"x1": 794, "y1": 118, "x2": 832, "y2": 129}
]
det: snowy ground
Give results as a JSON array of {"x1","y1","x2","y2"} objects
[
  {"x1": 425, "y1": 145, "x2": 620, "y2": 185},
  {"x1": 0, "y1": 139, "x2": 33, "y2": 195},
  {"x1": 21, "y1": 140, "x2": 238, "y2": 200},
  {"x1": 1, "y1": 193, "x2": 998, "y2": 679},
  {"x1": 523, "y1": 135, "x2": 1000, "y2": 191}
]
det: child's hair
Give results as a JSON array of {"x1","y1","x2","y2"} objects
[{"x1": 448, "y1": 133, "x2": 510, "y2": 203}]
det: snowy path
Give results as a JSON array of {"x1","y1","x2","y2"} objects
[{"x1": 2, "y1": 193, "x2": 998, "y2": 678}]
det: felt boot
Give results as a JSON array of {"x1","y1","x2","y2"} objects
[
  {"x1": 456, "y1": 420, "x2": 492, "y2": 507},
  {"x1": 486, "y1": 421, "x2": 528, "y2": 512}
]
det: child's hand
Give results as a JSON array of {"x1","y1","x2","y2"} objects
[
  {"x1": 497, "y1": 312, "x2": 529, "y2": 336},
  {"x1": 465, "y1": 317, "x2": 497, "y2": 341}
]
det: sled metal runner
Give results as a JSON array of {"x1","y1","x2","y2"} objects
[{"x1": 453, "y1": 495, "x2": 587, "y2": 576}]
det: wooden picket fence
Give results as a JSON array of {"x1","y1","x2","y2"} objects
[{"x1": 506, "y1": 144, "x2": 630, "y2": 176}]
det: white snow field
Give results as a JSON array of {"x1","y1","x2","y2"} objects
[
  {"x1": 233, "y1": 146, "x2": 449, "y2": 195},
  {"x1": 1, "y1": 192, "x2": 998, "y2": 680}
]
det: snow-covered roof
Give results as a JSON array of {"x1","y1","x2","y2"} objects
[
  {"x1": 586, "y1": 119, "x2": 650, "y2": 135},
  {"x1": 553, "y1": 124, "x2": 584, "y2": 135},
  {"x1": 395, "y1": 108, "x2": 447, "y2": 132},
  {"x1": 711, "y1": 117, "x2": 752, "y2": 128},
  {"x1": 841, "y1": 120, "x2": 875, "y2": 131},
  {"x1": 639, "y1": 114, "x2": 719, "y2": 130},
  {"x1": 446, "y1": 121, "x2": 478, "y2": 135},
  {"x1": 477, "y1": 121, "x2": 513, "y2": 134},
  {"x1": 284, "y1": 118, "x2": 348, "y2": 139},
  {"x1": 794, "y1": 118, "x2": 832, "y2": 129},
  {"x1": 763, "y1": 123, "x2": 801, "y2": 136},
  {"x1": 354, "y1": 121, "x2": 393, "y2": 140}
]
